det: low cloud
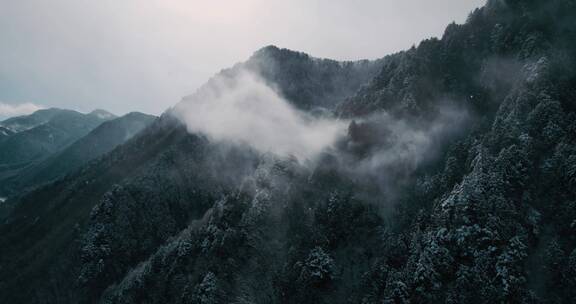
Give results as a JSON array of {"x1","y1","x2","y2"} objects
[
  {"x1": 332, "y1": 105, "x2": 471, "y2": 207},
  {"x1": 0, "y1": 102, "x2": 43, "y2": 118},
  {"x1": 349, "y1": 106, "x2": 468, "y2": 173},
  {"x1": 171, "y1": 67, "x2": 470, "y2": 209},
  {"x1": 173, "y1": 70, "x2": 347, "y2": 160}
]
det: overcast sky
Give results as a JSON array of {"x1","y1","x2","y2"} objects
[{"x1": 0, "y1": 0, "x2": 485, "y2": 118}]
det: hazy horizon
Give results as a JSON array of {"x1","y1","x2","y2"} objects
[{"x1": 0, "y1": 0, "x2": 485, "y2": 119}]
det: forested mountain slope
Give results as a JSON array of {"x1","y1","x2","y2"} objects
[
  {"x1": 0, "y1": 109, "x2": 116, "y2": 167},
  {"x1": 0, "y1": 112, "x2": 156, "y2": 198},
  {"x1": 0, "y1": 108, "x2": 74, "y2": 133},
  {"x1": 1, "y1": 0, "x2": 576, "y2": 303}
]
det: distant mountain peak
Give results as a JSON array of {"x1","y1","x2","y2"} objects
[
  {"x1": 257, "y1": 44, "x2": 280, "y2": 52},
  {"x1": 0, "y1": 107, "x2": 70, "y2": 132},
  {"x1": 88, "y1": 109, "x2": 116, "y2": 120},
  {"x1": 251, "y1": 44, "x2": 309, "y2": 61}
]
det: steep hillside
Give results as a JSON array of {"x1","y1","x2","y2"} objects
[{"x1": 338, "y1": 0, "x2": 576, "y2": 120}]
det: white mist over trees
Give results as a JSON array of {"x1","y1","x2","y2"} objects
[{"x1": 173, "y1": 70, "x2": 347, "y2": 160}]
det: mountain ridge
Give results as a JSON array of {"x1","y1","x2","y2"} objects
[
  {"x1": 0, "y1": 111, "x2": 156, "y2": 198},
  {"x1": 0, "y1": 108, "x2": 116, "y2": 167}
]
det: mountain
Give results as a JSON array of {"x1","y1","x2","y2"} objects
[
  {"x1": 0, "y1": 112, "x2": 156, "y2": 198},
  {"x1": 0, "y1": 108, "x2": 116, "y2": 167},
  {"x1": 0, "y1": 46, "x2": 383, "y2": 304},
  {"x1": 0, "y1": 108, "x2": 68, "y2": 133},
  {"x1": 242, "y1": 45, "x2": 385, "y2": 111},
  {"x1": 89, "y1": 109, "x2": 117, "y2": 120},
  {"x1": 1, "y1": 0, "x2": 576, "y2": 303},
  {"x1": 180, "y1": 45, "x2": 385, "y2": 114}
]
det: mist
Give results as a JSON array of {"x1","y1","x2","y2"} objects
[
  {"x1": 324, "y1": 104, "x2": 472, "y2": 208},
  {"x1": 172, "y1": 65, "x2": 470, "y2": 209},
  {"x1": 173, "y1": 70, "x2": 347, "y2": 160},
  {"x1": 350, "y1": 106, "x2": 469, "y2": 171},
  {"x1": 0, "y1": 102, "x2": 44, "y2": 119}
]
